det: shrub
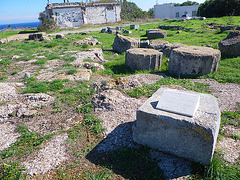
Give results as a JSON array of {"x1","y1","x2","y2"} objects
[{"x1": 37, "y1": 12, "x2": 58, "y2": 32}]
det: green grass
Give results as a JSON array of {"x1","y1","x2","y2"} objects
[{"x1": 125, "y1": 77, "x2": 211, "y2": 98}]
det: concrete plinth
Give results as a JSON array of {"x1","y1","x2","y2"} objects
[
  {"x1": 132, "y1": 88, "x2": 221, "y2": 165},
  {"x1": 125, "y1": 48, "x2": 162, "y2": 71},
  {"x1": 169, "y1": 46, "x2": 221, "y2": 76}
]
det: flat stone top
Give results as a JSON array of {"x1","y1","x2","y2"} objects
[
  {"x1": 148, "y1": 31, "x2": 166, "y2": 34},
  {"x1": 138, "y1": 88, "x2": 220, "y2": 128},
  {"x1": 173, "y1": 46, "x2": 220, "y2": 56},
  {"x1": 116, "y1": 34, "x2": 139, "y2": 42},
  {"x1": 150, "y1": 40, "x2": 169, "y2": 45},
  {"x1": 156, "y1": 89, "x2": 200, "y2": 117},
  {"x1": 127, "y1": 48, "x2": 161, "y2": 55}
]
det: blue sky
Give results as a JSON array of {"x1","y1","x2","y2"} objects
[{"x1": 0, "y1": 0, "x2": 205, "y2": 25}]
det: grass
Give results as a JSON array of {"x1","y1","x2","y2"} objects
[{"x1": 0, "y1": 16, "x2": 240, "y2": 179}]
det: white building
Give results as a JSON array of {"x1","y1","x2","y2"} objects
[
  {"x1": 45, "y1": 2, "x2": 121, "y2": 27},
  {"x1": 154, "y1": 3, "x2": 199, "y2": 19}
]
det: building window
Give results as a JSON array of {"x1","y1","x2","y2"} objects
[
  {"x1": 184, "y1": 11, "x2": 188, "y2": 15},
  {"x1": 176, "y1": 12, "x2": 179, "y2": 18},
  {"x1": 192, "y1": 11, "x2": 197, "y2": 16}
]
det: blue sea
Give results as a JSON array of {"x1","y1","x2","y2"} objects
[{"x1": 0, "y1": 22, "x2": 41, "y2": 31}]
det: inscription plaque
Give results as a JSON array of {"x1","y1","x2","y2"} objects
[{"x1": 156, "y1": 89, "x2": 200, "y2": 117}]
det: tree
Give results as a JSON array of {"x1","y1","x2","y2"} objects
[
  {"x1": 174, "y1": 1, "x2": 199, "y2": 6},
  {"x1": 197, "y1": 0, "x2": 240, "y2": 17},
  {"x1": 37, "y1": 12, "x2": 58, "y2": 32},
  {"x1": 121, "y1": 0, "x2": 149, "y2": 21},
  {"x1": 148, "y1": 8, "x2": 154, "y2": 17}
]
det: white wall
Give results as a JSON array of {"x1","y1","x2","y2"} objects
[
  {"x1": 154, "y1": 4, "x2": 199, "y2": 19},
  {"x1": 53, "y1": 8, "x2": 83, "y2": 27}
]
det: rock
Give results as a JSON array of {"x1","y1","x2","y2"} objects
[
  {"x1": 23, "y1": 93, "x2": 55, "y2": 108},
  {"x1": 169, "y1": 46, "x2": 221, "y2": 76},
  {"x1": 56, "y1": 69, "x2": 92, "y2": 81},
  {"x1": 146, "y1": 29, "x2": 160, "y2": 35},
  {"x1": 17, "y1": 108, "x2": 37, "y2": 117},
  {"x1": 0, "y1": 104, "x2": 17, "y2": 121},
  {"x1": 147, "y1": 31, "x2": 167, "y2": 39},
  {"x1": 200, "y1": 17, "x2": 206, "y2": 20},
  {"x1": 162, "y1": 43, "x2": 186, "y2": 57},
  {"x1": 133, "y1": 87, "x2": 221, "y2": 165},
  {"x1": 123, "y1": 30, "x2": 132, "y2": 34},
  {"x1": 11, "y1": 55, "x2": 20, "y2": 60},
  {"x1": 218, "y1": 30, "x2": 240, "y2": 57},
  {"x1": 130, "y1": 24, "x2": 139, "y2": 30},
  {"x1": 177, "y1": 30, "x2": 182, "y2": 34},
  {"x1": 149, "y1": 40, "x2": 169, "y2": 50},
  {"x1": 56, "y1": 34, "x2": 64, "y2": 39},
  {"x1": 140, "y1": 40, "x2": 149, "y2": 48},
  {"x1": 82, "y1": 62, "x2": 105, "y2": 71},
  {"x1": 101, "y1": 28, "x2": 108, "y2": 33},
  {"x1": 220, "y1": 25, "x2": 240, "y2": 32},
  {"x1": 125, "y1": 48, "x2": 163, "y2": 71},
  {"x1": 24, "y1": 72, "x2": 31, "y2": 78},
  {"x1": 116, "y1": 31, "x2": 122, "y2": 35},
  {"x1": 109, "y1": 29, "x2": 116, "y2": 34},
  {"x1": 116, "y1": 26, "x2": 124, "y2": 30},
  {"x1": 81, "y1": 31, "x2": 90, "y2": 35},
  {"x1": 29, "y1": 32, "x2": 52, "y2": 41},
  {"x1": 71, "y1": 48, "x2": 105, "y2": 65},
  {"x1": 112, "y1": 34, "x2": 140, "y2": 53}
]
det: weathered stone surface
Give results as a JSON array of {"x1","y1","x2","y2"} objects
[
  {"x1": 101, "y1": 28, "x2": 108, "y2": 33},
  {"x1": 56, "y1": 34, "x2": 65, "y2": 39},
  {"x1": 133, "y1": 87, "x2": 221, "y2": 165},
  {"x1": 123, "y1": 30, "x2": 132, "y2": 34},
  {"x1": 28, "y1": 32, "x2": 52, "y2": 41},
  {"x1": 140, "y1": 40, "x2": 149, "y2": 48},
  {"x1": 169, "y1": 46, "x2": 221, "y2": 76},
  {"x1": 162, "y1": 43, "x2": 186, "y2": 57},
  {"x1": 149, "y1": 40, "x2": 169, "y2": 50},
  {"x1": 125, "y1": 48, "x2": 162, "y2": 70},
  {"x1": 112, "y1": 34, "x2": 140, "y2": 53},
  {"x1": 55, "y1": 68, "x2": 92, "y2": 81},
  {"x1": 146, "y1": 29, "x2": 160, "y2": 35},
  {"x1": 130, "y1": 24, "x2": 139, "y2": 30},
  {"x1": 73, "y1": 36, "x2": 101, "y2": 46},
  {"x1": 71, "y1": 48, "x2": 105, "y2": 64},
  {"x1": 147, "y1": 31, "x2": 167, "y2": 39},
  {"x1": 218, "y1": 30, "x2": 240, "y2": 57}
]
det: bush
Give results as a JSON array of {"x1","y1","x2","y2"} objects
[
  {"x1": 37, "y1": 12, "x2": 58, "y2": 32},
  {"x1": 197, "y1": 0, "x2": 240, "y2": 17}
]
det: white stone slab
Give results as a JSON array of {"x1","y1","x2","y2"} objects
[{"x1": 156, "y1": 89, "x2": 200, "y2": 117}]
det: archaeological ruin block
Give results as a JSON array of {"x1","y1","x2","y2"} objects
[
  {"x1": 169, "y1": 46, "x2": 221, "y2": 76},
  {"x1": 125, "y1": 48, "x2": 162, "y2": 70},
  {"x1": 149, "y1": 40, "x2": 169, "y2": 50},
  {"x1": 112, "y1": 34, "x2": 140, "y2": 53},
  {"x1": 132, "y1": 88, "x2": 221, "y2": 165},
  {"x1": 162, "y1": 43, "x2": 186, "y2": 57},
  {"x1": 147, "y1": 31, "x2": 167, "y2": 39}
]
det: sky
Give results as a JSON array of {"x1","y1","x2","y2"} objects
[{"x1": 0, "y1": 0, "x2": 206, "y2": 25}]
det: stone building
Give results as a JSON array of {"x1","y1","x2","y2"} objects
[{"x1": 45, "y1": 2, "x2": 121, "y2": 27}]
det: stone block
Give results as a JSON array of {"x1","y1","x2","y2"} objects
[
  {"x1": 149, "y1": 40, "x2": 169, "y2": 50},
  {"x1": 140, "y1": 40, "x2": 149, "y2": 48},
  {"x1": 101, "y1": 28, "x2": 108, "y2": 33},
  {"x1": 146, "y1": 29, "x2": 160, "y2": 35},
  {"x1": 130, "y1": 24, "x2": 139, "y2": 30},
  {"x1": 125, "y1": 48, "x2": 162, "y2": 70},
  {"x1": 162, "y1": 43, "x2": 186, "y2": 57},
  {"x1": 147, "y1": 31, "x2": 167, "y2": 39},
  {"x1": 124, "y1": 30, "x2": 132, "y2": 34},
  {"x1": 109, "y1": 29, "x2": 116, "y2": 34},
  {"x1": 112, "y1": 34, "x2": 140, "y2": 53},
  {"x1": 169, "y1": 46, "x2": 221, "y2": 76},
  {"x1": 132, "y1": 87, "x2": 221, "y2": 165},
  {"x1": 218, "y1": 30, "x2": 240, "y2": 57}
]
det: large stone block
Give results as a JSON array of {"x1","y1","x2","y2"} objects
[
  {"x1": 162, "y1": 43, "x2": 186, "y2": 57},
  {"x1": 218, "y1": 30, "x2": 240, "y2": 57},
  {"x1": 147, "y1": 31, "x2": 167, "y2": 40},
  {"x1": 125, "y1": 48, "x2": 162, "y2": 70},
  {"x1": 169, "y1": 46, "x2": 221, "y2": 76},
  {"x1": 132, "y1": 88, "x2": 221, "y2": 165},
  {"x1": 149, "y1": 40, "x2": 169, "y2": 50},
  {"x1": 112, "y1": 34, "x2": 140, "y2": 53}
]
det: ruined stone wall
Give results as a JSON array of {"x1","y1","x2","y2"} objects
[{"x1": 45, "y1": 2, "x2": 121, "y2": 28}]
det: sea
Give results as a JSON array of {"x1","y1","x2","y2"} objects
[{"x1": 0, "y1": 22, "x2": 41, "y2": 31}]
